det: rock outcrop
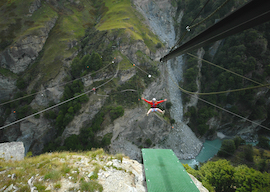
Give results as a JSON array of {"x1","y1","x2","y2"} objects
[
  {"x1": 0, "y1": 17, "x2": 57, "y2": 74},
  {"x1": 0, "y1": 142, "x2": 24, "y2": 161},
  {"x1": 0, "y1": 74, "x2": 16, "y2": 101},
  {"x1": 133, "y1": 0, "x2": 203, "y2": 159},
  {"x1": 102, "y1": 107, "x2": 171, "y2": 162},
  {"x1": 29, "y1": 0, "x2": 42, "y2": 14},
  {"x1": 0, "y1": 150, "x2": 207, "y2": 192}
]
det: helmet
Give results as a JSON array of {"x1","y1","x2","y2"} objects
[{"x1": 152, "y1": 98, "x2": 156, "y2": 101}]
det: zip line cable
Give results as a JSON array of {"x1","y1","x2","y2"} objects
[
  {"x1": 0, "y1": 61, "x2": 115, "y2": 106},
  {"x1": 0, "y1": 64, "x2": 119, "y2": 130},
  {"x1": 163, "y1": 66, "x2": 270, "y2": 132},
  {"x1": 167, "y1": 70, "x2": 270, "y2": 95},
  {"x1": 187, "y1": 52, "x2": 265, "y2": 86},
  {"x1": 169, "y1": 0, "x2": 211, "y2": 52},
  {"x1": 187, "y1": 0, "x2": 231, "y2": 30},
  {"x1": 161, "y1": 0, "x2": 270, "y2": 62}
]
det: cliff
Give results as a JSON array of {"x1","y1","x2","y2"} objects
[{"x1": 0, "y1": 0, "x2": 203, "y2": 161}]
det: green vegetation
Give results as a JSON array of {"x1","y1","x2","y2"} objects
[
  {"x1": 80, "y1": 180, "x2": 103, "y2": 192},
  {"x1": 217, "y1": 139, "x2": 236, "y2": 158},
  {"x1": 71, "y1": 52, "x2": 103, "y2": 78},
  {"x1": 54, "y1": 80, "x2": 88, "y2": 135},
  {"x1": 181, "y1": 0, "x2": 270, "y2": 138},
  {"x1": 214, "y1": 137, "x2": 270, "y2": 173},
  {"x1": 96, "y1": 0, "x2": 161, "y2": 52},
  {"x1": 44, "y1": 104, "x2": 124, "y2": 152},
  {"x1": 184, "y1": 105, "x2": 217, "y2": 136},
  {"x1": 145, "y1": 138, "x2": 152, "y2": 147},
  {"x1": 184, "y1": 159, "x2": 270, "y2": 192},
  {"x1": 257, "y1": 136, "x2": 270, "y2": 150},
  {"x1": 0, "y1": 149, "x2": 128, "y2": 191}
]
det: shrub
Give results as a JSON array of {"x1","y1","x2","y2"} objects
[
  {"x1": 145, "y1": 138, "x2": 152, "y2": 147},
  {"x1": 16, "y1": 77, "x2": 27, "y2": 90},
  {"x1": 233, "y1": 136, "x2": 245, "y2": 149},
  {"x1": 64, "y1": 134, "x2": 83, "y2": 151},
  {"x1": 80, "y1": 180, "x2": 103, "y2": 192},
  {"x1": 218, "y1": 139, "x2": 236, "y2": 157},
  {"x1": 110, "y1": 106, "x2": 124, "y2": 121},
  {"x1": 257, "y1": 136, "x2": 270, "y2": 150},
  {"x1": 44, "y1": 170, "x2": 61, "y2": 181},
  {"x1": 243, "y1": 144, "x2": 254, "y2": 162},
  {"x1": 166, "y1": 102, "x2": 172, "y2": 109},
  {"x1": 156, "y1": 43, "x2": 162, "y2": 48},
  {"x1": 101, "y1": 133, "x2": 112, "y2": 147},
  {"x1": 170, "y1": 118, "x2": 175, "y2": 124}
]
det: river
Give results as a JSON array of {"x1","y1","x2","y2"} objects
[{"x1": 180, "y1": 139, "x2": 222, "y2": 168}]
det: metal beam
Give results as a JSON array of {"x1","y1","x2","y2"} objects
[{"x1": 160, "y1": 0, "x2": 270, "y2": 62}]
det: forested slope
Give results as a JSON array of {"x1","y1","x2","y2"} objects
[{"x1": 179, "y1": 0, "x2": 270, "y2": 142}]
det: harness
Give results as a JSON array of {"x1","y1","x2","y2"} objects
[{"x1": 151, "y1": 101, "x2": 157, "y2": 108}]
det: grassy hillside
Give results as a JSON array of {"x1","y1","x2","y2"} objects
[
  {"x1": 24, "y1": 0, "x2": 97, "y2": 84},
  {"x1": 96, "y1": 0, "x2": 161, "y2": 52},
  {"x1": 0, "y1": 149, "x2": 124, "y2": 191}
]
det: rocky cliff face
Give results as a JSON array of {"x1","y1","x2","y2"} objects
[
  {"x1": 0, "y1": 17, "x2": 57, "y2": 74},
  {"x1": 29, "y1": 0, "x2": 41, "y2": 14},
  {"x1": 1, "y1": 0, "x2": 203, "y2": 160},
  {"x1": 0, "y1": 74, "x2": 16, "y2": 101},
  {"x1": 0, "y1": 150, "x2": 208, "y2": 192},
  {"x1": 133, "y1": 0, "x2": 203, "y2": 159}
]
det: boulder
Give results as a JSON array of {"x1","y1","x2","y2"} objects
[{"x1": 0, "y1": 142, "x2": 24, "y2": 161}]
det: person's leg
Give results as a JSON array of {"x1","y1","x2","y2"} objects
[
  {"x1": 147, "y1": 108, "x2": 152, "y2": 116},
  {"x1": 157, "y1": 108, "x2": 165, "y2": 114}
]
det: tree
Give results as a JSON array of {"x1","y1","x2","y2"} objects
[
  {"x1": 234, "y1": 165, "x2": 270, "y2": 192},
  {"x1": 218, "y1": 139, "x2": 236, "y2": 157},
  {"x1": 200, "y1": 159, "x2": 235, "y2": 192},
  {"x1": 257, "y1": 136, "x2": 270, "y2": 150},
  {"x1": 110, "y1": 106, "x2": 124, "y2": 121},
  {"x1": 71, "y1": 57, "x2": 83, "y2": 78},
  {"x1": 16, "y1": 77, "x2": 27, "y2": 90},
  {"x1": 90, "y1": 52, "x2": 102, "y2": 71},
  {"x1": 243, "y1": 144, "x2": 254, "y2": 162},
  {"x1": 64, "y1": 134, "x2": 82, "y2": 151},
  {"x1": 233, "y1": 136, "x2": 245, "y2": 149}
]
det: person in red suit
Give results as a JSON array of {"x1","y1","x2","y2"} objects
[{"x1": 141, "y1": 97, "x2": 167, "y2": 116}]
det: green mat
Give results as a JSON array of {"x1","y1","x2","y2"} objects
[{"x1": 142, "y1": 149, "x2": 200, "y2": 192}]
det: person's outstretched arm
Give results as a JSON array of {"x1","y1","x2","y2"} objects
[
  {"x1": 141, "y1": 97, "x2": 152, "y2": 104},
  {"x1": 156, "y1": 99, "x2": 167, "y2": 104}
]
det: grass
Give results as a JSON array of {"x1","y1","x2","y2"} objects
[
  {"x1": 96, "y1": 0, "x2": 161, "y2": 52},
  {"x1": 0, "y1": 150, "x2": 130, "y2": 191},
  {"x1": 0, "y1": 67, "x2": 17, "y2": 78},
  {"x1": 80, "y1": 180, "x2": 103, "y2": 192}
]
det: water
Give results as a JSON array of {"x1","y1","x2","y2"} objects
[{"x1": 180, "y1": 139, "x2": 222, "y2": 168}]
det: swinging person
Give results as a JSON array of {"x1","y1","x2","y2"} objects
[{"x1": 141, "y1": 97, "x2": 167, "y2": 116}]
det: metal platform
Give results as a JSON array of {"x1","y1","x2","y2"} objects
[{"x1": 142, "y1": 149, "x2": 200, "y2": 192}]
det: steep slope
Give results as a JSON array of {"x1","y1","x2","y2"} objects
[
  {"x1": 133, "y1": 0, "x2": 203, "y2": 159},
  {"x1": 0, "y1": 0, "x2": 204, "y2": 162},
  {"x1": 0, "y1": 147, "x2": 208, "y2": 192},
  {"x1": 179, "y1": 0, "x2": 270, "y2": 143}
]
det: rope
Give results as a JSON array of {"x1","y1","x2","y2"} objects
[
  {"x1": 167, "y1": 68, "x2": 270, "y2": 95},
  {"x1": 188, "y1": 0, "x2": 231, "y2": 30},
  {"x1": 0, "y1": 64, "x2": 119, "y2": 130},
  {"x1": 187, "y1": 53, "x2": 265, "y2": 86},
  {"x1": 0, "y1": 61, "x2": 115, "y2": 106},
  {"x1": 163, "y1": 64, "x2": 270, "y2": 132},
  {"x1": 193, "y1": 92, "x2": 270, "y2": 132}
]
